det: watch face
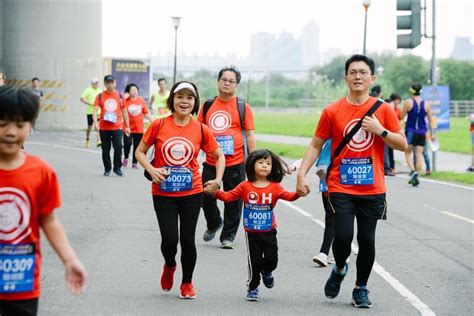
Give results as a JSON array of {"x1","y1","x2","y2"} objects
[{"x1": 381, "y1": 131, "x2": 388, "y2": 137}]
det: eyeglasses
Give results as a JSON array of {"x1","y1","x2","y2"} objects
[
  {"x1": 347, "y1": 70, "x2": 371, "y2": 78},
  {"x1": 220, "y1": 78, "x2": 237, "y2": 85}
]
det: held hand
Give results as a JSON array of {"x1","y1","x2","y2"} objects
[
  {"x1": 362, "y1": 115, "x2": 383, "y2": 135},
  {"x1": 65, "y1": 259, "x2": 87, "y2": 295},
  {"x1": 148, "y1": 167, "x2": 169, "y2": 183},
  {"x1": 204, "y1": 180, "x2": 220, "y2": 195},
  {"x1": 296, "y1": 178, "x2": 310, "y2": 197},
  {"x1": 125, "y1": 127, "x2": 131, "y2": 137}
]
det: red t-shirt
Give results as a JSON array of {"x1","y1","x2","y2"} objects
[
  {"x1": 94, "y1": 90, "x2": 124, "y2": 131},
  {"x1": 216, "y1": 181, "x2": 299, "y2": 232},
  {"x1": 0, "y1": 154, "x2": 61, "y2": 300},
  {"x1": 124, "y1": 96, "x2": 149, "y2": 133},
  {"x1": 142, "y1": 116, "x2": 219, "y2": 197},
  {"x1": 315, "y1": 96, "x2": 401, "y2": 195},
  {"x1": 197, "y1": 97, "x2": 255, "y2": 167}
]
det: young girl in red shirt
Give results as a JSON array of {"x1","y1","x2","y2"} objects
[{"x1": 205, "y1": 149, "x2": 301, "y2": 301}]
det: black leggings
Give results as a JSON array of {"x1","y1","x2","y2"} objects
[
  {"x1": 319, "y1": 193, "x2": 334, "y2": 255},
  {"x1": 123, "y1": 133, "x2": 143, "y2": 164},
  {"x1": 152, "y1": 193, "x2": 202, "y2": 283},
  {"x1": 332, "y1": 213, "x2": 378, "y2": 287}
]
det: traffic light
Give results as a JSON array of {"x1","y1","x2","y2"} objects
[{"x1": 396, "y1": 0, "x2": 422, "y2": 49}]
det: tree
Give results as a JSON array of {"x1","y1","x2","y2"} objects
[
  {"x1": 383, "y1": 55, "x2": 430, "y2": 98},
  {"x1": 438, "y1": 59, "x2": 474, "y2": 100}
]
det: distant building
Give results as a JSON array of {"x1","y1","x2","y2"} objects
[{"x1": 450, "y1": 37, "x2": 474, "y2": 61}]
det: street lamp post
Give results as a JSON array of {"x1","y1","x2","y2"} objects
[
  {"x1": 362, "y1": 0, "x2": 371, "y2": 55},
  {"x1": 171, "y1": 16, "x2": 181, "y2": 84}
]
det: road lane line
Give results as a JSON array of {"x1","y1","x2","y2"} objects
[
  {"x1": 280, "y1": 200, "x2": 436, "y2": 316},
  {"x1": 440, "y1": 211, "x2": 474, "y2": 224},
  {"x1": 397, "y1": 175, "x2": 473, "y2": 191},
  {"x1": 28, "y1": 141, "x2": 101, "y2": 155}
]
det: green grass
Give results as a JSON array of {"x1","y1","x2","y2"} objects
[
  {"x1": 255, "y1": 112, "x2": 471, "y2": 154},
  {"x1": 254, "y1": 112, "x2": 320, "y2": 137},
  {"x1": 256, "y1": 141, "x2": 307, "y2": 159},
  {"x1": 436, "y1": 117, "x2": 471, "y2": 154},
  {"x1": 422, "y1": 171, "x2": 474, "y2": 185}
]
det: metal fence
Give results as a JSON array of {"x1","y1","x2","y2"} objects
[{"x1": 450, "y1": 100, "x2": 474, "y2": 117}]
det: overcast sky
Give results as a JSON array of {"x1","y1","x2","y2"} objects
[{"x1": 103, "y1": 0, "x2": 473, "y2": 61}]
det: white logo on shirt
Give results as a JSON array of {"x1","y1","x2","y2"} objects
[
  {"x1": 247, "y1": 191, "x2": 259, "y2": 204},
  {"x1": 128, "y1": 104, "x2": 142, "y2": 116},
  {"x1": 162, "y1": 137, "x2": 194, "y2": 166},
  {"x1": 104, "y1": 98, "x2": 118, "y2": 112},
  {"x1": 209, "y1": 111, "x2": 232, "y2": 133},
  {"x1": 343, "y1": 118, "x2": 375, "y2": 152},
  {"x1": 0, "y1": 188, "x2": 32, "y2": 244}
]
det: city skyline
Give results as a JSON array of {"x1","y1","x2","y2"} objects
[{"x1": 103, "y1": 0, "x2": 473, "y2": 62}]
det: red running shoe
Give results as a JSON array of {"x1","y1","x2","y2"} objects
[
  {"x1": 161, "y1": 264, "x2": 176, "y2": 291},
  {"x1": 180, "y1": 283, "x2": 196, "y2": 299}
]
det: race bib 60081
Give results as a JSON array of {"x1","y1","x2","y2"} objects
[{"x1": 243, "y1": 203, "x2": 273, "y2": 231}]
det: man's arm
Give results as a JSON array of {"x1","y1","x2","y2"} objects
[
  {"x1": 362, "y1": 116, "x2": 407, "y2": 151},
  {"x1": 245, "y1": 130, "x2": 257, "y2": 153},
  {"x1": 296, "y1": 136, "x2": 326, "y2": 196},
  {"x1": 399, "y1": 99, "x2": 411, "y2": 120}
]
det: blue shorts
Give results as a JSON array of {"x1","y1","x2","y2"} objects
[{"x1": 471, "y1": 132, "x2": 474, "y2": 147}]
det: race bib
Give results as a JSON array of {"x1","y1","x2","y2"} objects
[
  {"x1": 159, "y1": 167, "x2": 193, "y2": 192},
  {"x1": 216, "y1": 135, "x2": 234, "y2": 156},
  {"x1": 243, "y1": 203, "x2": 273, "y2": 231},
  {"x1": 0, "y1": 244, "x2": 36, "y2": 293},
  {"x1": 103, "y1": 111, "x2": 118, "y2": 123},
  {"x1": 340, "y1": 157, "x2": 374, "y2": 185}
]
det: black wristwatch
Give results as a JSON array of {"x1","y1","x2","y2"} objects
[{"x1": 380, "y1": 130, "x2": 388, "y2": 138}]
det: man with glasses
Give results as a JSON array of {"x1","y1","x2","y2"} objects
[
  {"x1": 296, "y1": 55, "x2": 406, "y2": 308},
  {"x1": 198, "y1": 66, "x2": 256, "y2": 249}
]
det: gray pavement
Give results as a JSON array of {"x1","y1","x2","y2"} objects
[
  {"x1": 256, "y1": 133, "x2": 473, "y2": 174},
  {"x1": 23, "y1": 131, "x2": 474, "y2": 315}
]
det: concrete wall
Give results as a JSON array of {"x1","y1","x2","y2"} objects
[{"x1": 2, "y1": 0, "x2": 102, "y2": 130}]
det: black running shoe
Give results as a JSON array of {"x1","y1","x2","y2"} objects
[
  {"x1": 261, "y1": 272, "x2": 274, "y2": 289},
  {"x1": 352, "y1": 287, "x2": 372, "y2": 308},
  {"x1": 324, "y1": 264, "x2": 348, "y2": 299}
]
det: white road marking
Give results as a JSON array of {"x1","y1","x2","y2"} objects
[
  {"x1": 440, "y1": 211, "x2": 474, "y2": 224},
  {"x1": 27, "y1": 141, "x2": 101, "y2": 155},
  {"x1": 280, "y1": 200, "x2": 436, "y2": 316},
  {"x1": 397, "y1": 174, "x2": 473, "y2": 191}
]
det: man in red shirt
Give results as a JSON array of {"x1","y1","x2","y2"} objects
[
  {"x1": 93, "y1": 75, "x2": 131, "y2": 177},
  {"x1": 296, "y1": 55, "x2": 407, "y2": 309},
  {"x1": 198, "y1": 66, "x2": 256, "y2": 249}
]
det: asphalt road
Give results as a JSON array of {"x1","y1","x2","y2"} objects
[{"x1": 24, "y1": 131, "x2": 473, "y2": 315}]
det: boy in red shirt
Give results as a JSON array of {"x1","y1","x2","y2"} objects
[{"x1": 0, "y1": 87, "x2": 87, "y2": 315}]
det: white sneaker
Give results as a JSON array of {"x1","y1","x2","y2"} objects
[{"x1": 313, "y1": 253, "x2": 328, "y2": 267}]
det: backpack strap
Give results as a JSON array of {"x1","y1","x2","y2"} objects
[
  {"x1": 202, "y1": 97, "x2": 217, "y2": 123},
  {"x1": 236, "y1": 97, "x2": 248, "y2": 158},
  {"x1": 326, "y1": 99, "x2": 383, "y2": 178}
]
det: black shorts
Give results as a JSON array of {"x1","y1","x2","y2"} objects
[
  {"x1": 87, "y1": 114, "x2": 93, "y2": 126},
  {"x1": 0, "y1": 298, "x2": 39, "y2": 316},
  {"x1": 327, "y1": 192, "x2": 387, "y2": 220},
  {"x1": 407, "y1": 131, "x2": 426, "y2": 147}
]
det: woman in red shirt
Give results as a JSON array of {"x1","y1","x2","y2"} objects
[{"x1": 135, "y1": 81, "x2": 224, "y2": 300}]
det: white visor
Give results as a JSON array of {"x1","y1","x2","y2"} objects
[{"x1": 173, "y1": 82, "x2": 197, "y2": 97}]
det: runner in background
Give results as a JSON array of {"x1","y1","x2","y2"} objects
[
  {"x1": 467, "y1": 113, "x2": 474, "y2": 172},
  {"x1": 122, "y1": 83, "x2": 153, "y2": 169},
  {"x1": 198, "y1": 66, "x2": 256, "y2": 250},
  {"x1": 149, "y1": 78, "x2": 170, "y2": 118},
  {"x1": 80, "y1": 78, "x2": 102, "y2": 148}
]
